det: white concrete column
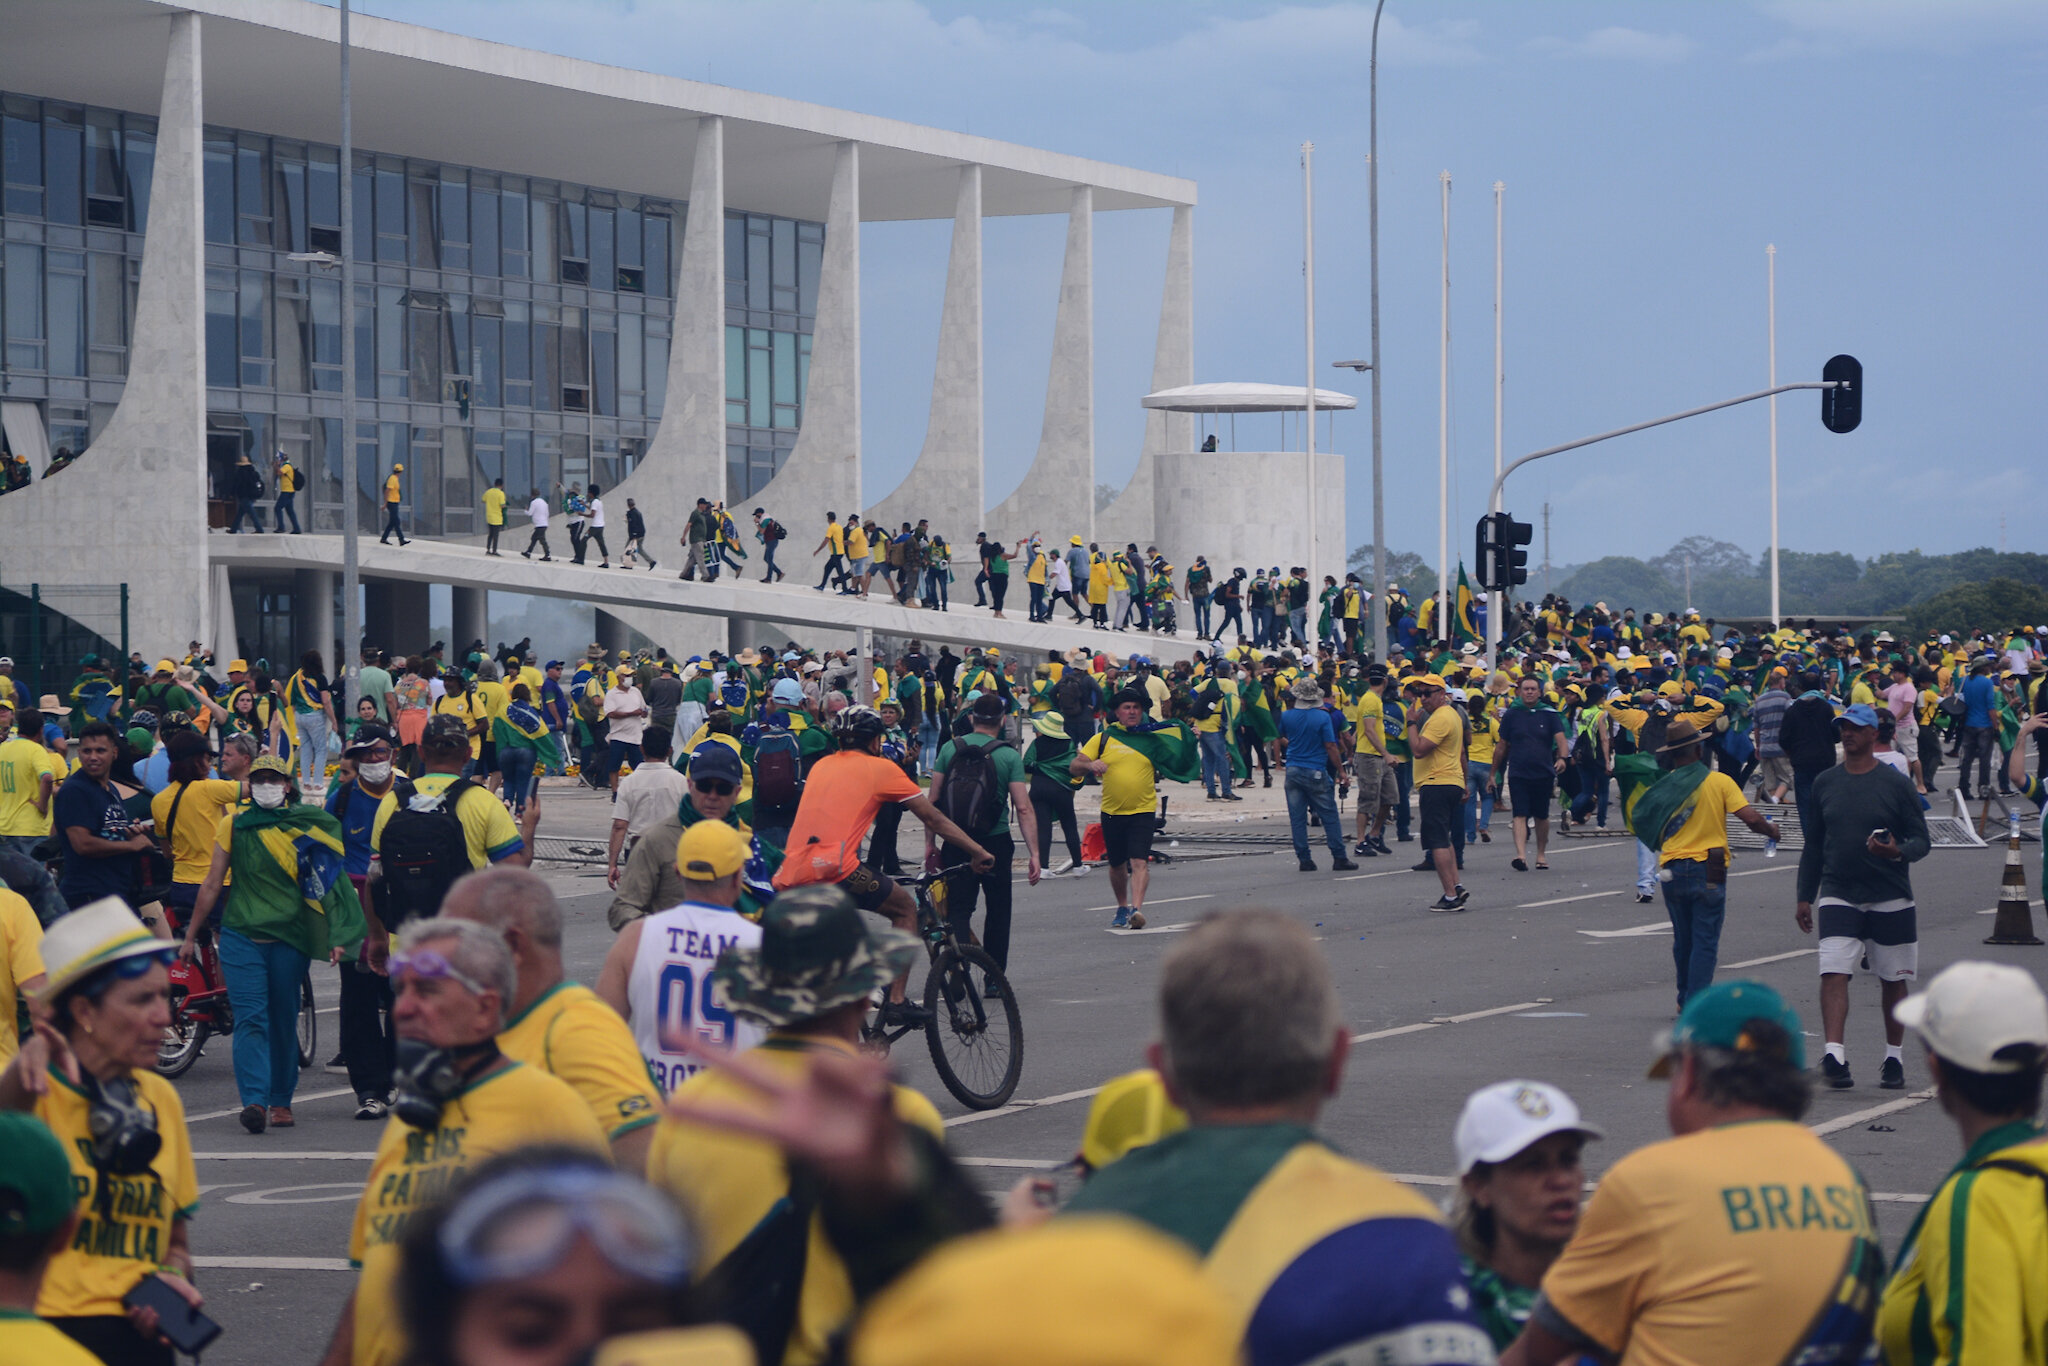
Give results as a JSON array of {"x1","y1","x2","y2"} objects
[
  {"x1": 209, "y1": 566, "x2": 239, "y2": 673},
  {"x1": 1101, "y1": 205, "x2": 1193, "y2": 558},
  {"x1": 987, "y1": 185, "x2": 1092, "y2": 543},
  {"x1": 750, "y1": 140, "x2": 861, "y2": 543},
  {"x1": 867, "y1": 163, "x2": 982, "y2": 541},
  {"x1": 451, "y1": 586, "x2": 488, "y2": 656},
  {"x1": 0, "y1": 14, "x2": 208, "y2": 649},
  {"x1": 296, "y1": 569, "x2": 336, "y2": 667}
]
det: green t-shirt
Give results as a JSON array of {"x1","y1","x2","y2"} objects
[
  {"x1": 932, "y1": 731, "x2": 1025, "y2": 837},
  {"x1": 356, "y1": 665, "x2": 394, "y2": 721},
  {"x1": 1460, "y1": 1253, "x2": 1537, "y2": 1352}
]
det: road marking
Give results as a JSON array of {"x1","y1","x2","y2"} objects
[
  {"x1": 1515, "y1": 1011, "x2": 1588, "y2": 1018},
  {"x1": 225, "y1": 1183, "x2": 364, "y2": 1205},
  {"x1": 1808, "y1": 1087, "x2": 1939, "y2": 1137},
  {"x1": 1434, "y1": 999, "x2": 1554, "y2": 1025},
  {"x1": 1350, "y1": 1022, "x2": 1439, "y2": 1043},
  {"x1": 187, "y1": 1088, "x2": 355, "y2": 1122},
  {"x1": 1087, "y1": 894, "x2": 1212, "y2": 914},
  {"x1": 1724, "y1": 948, "x2": 1817, "y2": 969},
  {"x1": 1519, "y1": 890, "x2": 1625, "y2": 908},
  {"x1": 196, "y1": 1182, "x2": 252, "y2": 1198},
  {"x1": 943, "y1": 1086, "x2": 1108, "y2": 1129},
  {"x1": 1335, "y1": 868, "x2": 1413, "y2": 882},
  {"x1": 193, "y1": 1256, "x2": 353, "y2": 1272},
  {"x1": 956, "y1": 1156, "x2": 1064, "y2": 1169},
  {"x1": 1578, "y1": 921, "x2": 1672, "y2": 938},
  {"x1": 1730, "y1": 865, "x2": 1795, "y2": 878},
  {"x1": 194, "y1": 1151, "x2": 376, "y2": 1160}
]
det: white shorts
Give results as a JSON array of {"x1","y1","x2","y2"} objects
[{"x1": 1815, "y1": 897, "x2": 1918, "y2": 981}]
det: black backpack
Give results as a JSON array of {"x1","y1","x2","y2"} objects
[
  {"x1": 1054, "y1": 670, "x2": 1095, "y2": 722},
  {"x1": 378, "y1": 777, "x2": 475, "y2": 927},
  {"x1": 761, "y1": 518, "x2": 786, "y2": 542},
  {"x1": 1189, "y1": 681, "x2": 1221, "y2": 722},
  {"x1": 935, "y1": 737, "x2": 1011, "y2": 836}
]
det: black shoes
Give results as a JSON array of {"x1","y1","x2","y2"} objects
[
  {"x1": 1879, "y1": 1056, "x2": 1905, "y2": 1090},
  {"x1": 1822, "y1": 1055, "x2": 1854, "y2": 1089},
  {"x1": 1332, "y1": 859, "x2": 1360, "y2": 872},
  {"x1": 1298, "y1": 859, "x2": 1317, "y2": 872},
  {"x1": 239, "y1": 1104, "x2": 267, "y2": 1134}
]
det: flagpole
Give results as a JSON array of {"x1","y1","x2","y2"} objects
[
  {"x1": 1438, "y1": 169, "x2": 1451, "y2": 647},
  {"x1": 1302, "y1": 142, "x2": 1319, "y2": 620},
  {"x1": 1487, "y1": 179, "x2": 1503, "y2": 668}
]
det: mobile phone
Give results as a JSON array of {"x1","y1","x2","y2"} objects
[
  {"x1": 1869, "y1": 827, "x2": 1892, "y2": 844},
  {"x1": 122, "y1": 1275, "x2": 223, "y2": 1355}
]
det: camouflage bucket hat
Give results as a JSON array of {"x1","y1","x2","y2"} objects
[{"x1": 710, "y1": 885, "x2": 921, "y2": 1028}]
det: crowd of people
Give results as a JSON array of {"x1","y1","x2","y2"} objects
[{"x1": 0, "y1": 595, "x2": 2041, "y2": 1365}]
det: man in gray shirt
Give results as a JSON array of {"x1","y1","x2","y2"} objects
[
  {"x1": 1794, "y1": 702, "x2": 1930, "y2": 1092},
  {"x1": 1749, "y1": 672, "x2": 1793, "y2": 803}
]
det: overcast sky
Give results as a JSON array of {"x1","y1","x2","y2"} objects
[{"x1": 348, "y1": 0, "x2": 2044, "y2": 569}]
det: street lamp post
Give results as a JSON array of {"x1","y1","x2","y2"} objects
[
  {"x1": 1367, "y1": 0, "x2": 1387, "y2": 663},
  {"x1": 339, "y1": 0, "x2": 359, "y2": 705}
]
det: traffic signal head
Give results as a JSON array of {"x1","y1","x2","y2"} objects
[
  {"x1": 1821, "y1": 354, "x2": 1862, "y2": 435},
  {"x1": 1476, "y1": 512, "x2": 1533, "y2": 590}
]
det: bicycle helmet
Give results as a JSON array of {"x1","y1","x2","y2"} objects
[{"x1": 832, "y1": 704, "x2": 888, "y2": 746}]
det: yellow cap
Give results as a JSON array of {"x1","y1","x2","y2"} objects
[
  {"x1": 154, "y1": 659, "x2": 176, "y2": 675},
  {"x1": 676, "y1": 821, "x2": 749, "y2": 882},
  {"x1": 1077, "y1": 1069, "x2": 1188, "y2": 1171},
  {"x1": 228, "y1": 659, "x2": 249, "y2": 673},
  {"x1": 849, "y1": 1217, "x2": 1238, "y2": 1366}
]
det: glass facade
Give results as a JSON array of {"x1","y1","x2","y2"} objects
[{"x1": 0, "y1": 89, "x2": 820, "y2": 531}]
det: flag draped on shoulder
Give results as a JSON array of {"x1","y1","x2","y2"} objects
[{"x1": 1102, "y1": 718, "x2": 1202, "y2": 785}]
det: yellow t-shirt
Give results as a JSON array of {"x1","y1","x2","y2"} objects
[
  {"x1": 481, "y1": 486, "x2": 506, "y2": 525},
  {"x1": 349, "y1": 1062, "x2": 609, "y2": 1366},
  {"x1": 1413, "y1": 703, "x2": 1465, "y2": 788},
  {"x1": 151, "y1": 778, "x2": 243, "y2": 884},
  {"x1": 474, "y1": 679, "x2": 510, "y2": 728},
  {"x1": 0, "y1": 891, "x2": 43, "y2": 1061},
  {"x1": 1347, "y1": 691, "x2": 1387, "y2": 757},
  {"x1": 1193, "y1": 678, "x2": 1232, "y2": 735},
  {"x1": 496, "y1": 981, "x2": 661, "y2": 1142},
  {"x1": 0, "y1": 735, "x2": 55, "y2": 837},
  {"x1": 517, "y1": 665, "x2": 545, "y2": 702},
  {"x1": 825, "y1": 521, "x2": 845, "y2": 554},
  {"x1": 1027, "y1": 551, "x2": 1047, "y2": 585},
  {"x1": 371, "y1": 772, "x2": 525, "y2": 868},
  {"x1": 1467, "y1": 697, "x2": 1498, "y2": 766},
  {"x1": 1657, "y1": 769, "x2": 1750, "y2": 866},
  {"x1": 1081, "y1": 729, "x2": 1159, "y2": 817},
  {"x1": 0, "y1": 1312, "x2": 102, "y2": 1366},
  {"x1": 650, "y1": 1036, "x2": 943, "y2": 1366},
  {"x1": 383, "y1": 473, "x2": 400, "y2": 504},
  {"x1": 1541, "y1": 1119, "x2": 1879, "y2": 1366},
  {"x1": 431, "y1": 692, "x2": 485, "y2": 759},
  {"x1": 34, "y1": 1067, "x2": 199, "y2": 1319},
  {"x1": 845, "y1": 524, "x2": 869, "y2": 560}
]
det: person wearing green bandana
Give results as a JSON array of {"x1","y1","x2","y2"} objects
[{"x1": 1878, "y1": 961, "x2": 2048, "y2": 1366}]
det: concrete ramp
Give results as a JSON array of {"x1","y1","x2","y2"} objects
[{"x1": 208, "y1": 534, "x2": 1206, "y2": 663}]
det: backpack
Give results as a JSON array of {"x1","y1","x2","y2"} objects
[
  {"x1": 696, "y1": 1165, "x2": 821, "y2": 1366},
  {"x1": 1054, "y1": 670, "x2": 1096, "y2": 722},
  {"x1": 574, "y1": 681, "x2": 605, "y2": 725},
  {"x1": 752, "y1": 729, "x2": 803, "y2": 810},
  {"x1": 378, "y1": 777, "x2": 476, "y2": 927},
  {"x1": 886, "y1": 537, "x2": 905, "y2": 567},
  {"x1": 935, "y1": 737, "x2": 1011, "y2": 836},
  {"x1": 761, "y1": 517, "x2": 786, "y2": 542},
  {"x1": 1189, "y1": 681, "x2": 1221, "y2": 722}
]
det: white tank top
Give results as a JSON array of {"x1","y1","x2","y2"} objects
[{"x1": 628, "y1": 899, "x2": 766, "y2": 1094}]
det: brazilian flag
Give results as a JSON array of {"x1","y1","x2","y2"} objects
[{"x1": 1453, "y1": 564, "x2": 1480, "y2": 645}]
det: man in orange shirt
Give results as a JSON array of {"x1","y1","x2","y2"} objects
[{"x1": 772, "y1": 705, "x2": 993, "y2": 1021}]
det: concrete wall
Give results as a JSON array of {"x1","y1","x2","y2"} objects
[
  {"x1": 985, "y1": 185, "x2": 1092, "y2": 545},
  {"x1": 0, "y1": 13, "x2": 208, "y2": 653},
  {"x1": 1097, "y1": 205, "x2": 1192, "y2": 553},
  {"x1": 1153, "y1": 449, "x2": 1344, "y2": 587},
  {"x1": 866, "y1": 163, "x2": 981, "y2": 542}
]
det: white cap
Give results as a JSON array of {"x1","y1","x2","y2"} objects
[
  {"x1": 1617, "y1": 646, "x2": 1633, "y2": 660},
  {"x1": 1447, "y1": 688, "x2": 1468, "y2": 702},
  {"x1": 1453, "y1": 1080, "x2": 1603, "y2": 1175},
  {"x1": 1895, "y1": 961, "x2": 2048, "y2": 1074}
]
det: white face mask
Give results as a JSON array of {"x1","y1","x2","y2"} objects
[
  {"x1": 357, "y1": 761, "x2": 393, "y2": 786},
  {"x1": 251, "y1": 783, "x2": 289, "y2": 809}
]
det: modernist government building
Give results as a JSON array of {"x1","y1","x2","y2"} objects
[{"x1": 0, "y1": 0, "x2": 1342, "y2": 671}]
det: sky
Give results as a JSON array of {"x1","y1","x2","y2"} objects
[{"x1": 344, "y1": 0, "x2": 2045, "y2": 571}]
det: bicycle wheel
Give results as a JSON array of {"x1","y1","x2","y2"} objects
[
  {"x1": 922, "y1": 944, "x2": 1023, "y2": 1109},
  {"x1": 296, "y1": 972, "x2": 318, "y2": 1069},
  {"x1": 156, "y1": 988, "x2": 209, "y2": 1080}
]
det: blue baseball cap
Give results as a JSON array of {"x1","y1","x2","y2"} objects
[
  {"x1": 771, "y1": 678, "x2": 804, "y2": 705},
  {"x1": 687, "y1": 740, "x2": 745, "y2": 786},
  {"x1": 1836, "y1": 702, "x2": 1880, "y2": 730}
]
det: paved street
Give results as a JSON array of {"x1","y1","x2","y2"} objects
[{"x1": 179, "y1": 781, "x2": 2044, "y2": 1366}]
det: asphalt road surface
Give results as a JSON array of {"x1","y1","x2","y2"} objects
[{"x1": 174, "y1": 786, "x2": 2045, "y2": 1366}]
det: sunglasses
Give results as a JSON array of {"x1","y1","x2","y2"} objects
[
  {"x1": 691, "y1": 778, "x2": 736, "y2": 797},
  {"x1": 390, "y1": 948, "x2": 490, "y2": 997},
  {"x1": 438, "y1": 1165, "x2": 692, "y2": 1288}
]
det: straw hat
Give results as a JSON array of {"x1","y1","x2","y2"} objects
[{"x1": 37, "y1": 897, "x2": 176, "y2": 1000}]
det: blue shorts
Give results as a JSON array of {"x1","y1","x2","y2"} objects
[{"x1": 607, "y1": 739, "x2": 645, "y2": 769}]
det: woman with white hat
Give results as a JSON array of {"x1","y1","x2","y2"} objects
[
  {"x1": 1450, "y1": 1079, "x2": 1602, "y2": 1352},
  {"x1": 0, "y1": 897, "x2": 201, "y2": 1366}
]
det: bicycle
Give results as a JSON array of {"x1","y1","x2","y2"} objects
[
  {"x1": 156, "y1": 903, "x2": 317, "y2": 1081},
  {"x1": 859, "y1": 869, "x2": 1023, "y2": 1110}
]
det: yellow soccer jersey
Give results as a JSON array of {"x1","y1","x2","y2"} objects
[{"x1": 496, "y1": 981, "x2": 660, "y2": 1141}]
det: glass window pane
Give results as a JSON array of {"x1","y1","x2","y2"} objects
[
  {"x1": 408, "y1": 300, "x2": 442, "y2": 398},
  {"x1": 439, "y1": 173, "x2": 468, "y2": 244},
  {"x1": 470, "y1": 189, "x2": 499, "y2": 277},
  {"x1": 591, "y1": 325, "x2": 615, "y2": 416},
  {"x1": 772, "y1": 218, "x2": 795, "y2": 290},
  {"x1": 504, "y1": 430, "x2": 531, "y2": 500},
  {"x1": 727, "y1": 443, "x2": 747, "y2": 500},
  {"x1": 377, "y1": 286, "x2": 404, "y2": 393},
  {"x1": 561, "y1": 306, "x2": 587, "y2": 386},
  {"x1": 277, "y1": 154, "x2": 306, "y2": 253},
  {"x1": 308, "y1": 147, "x2": 339, "y2": 227},
  {"x1": 475, "y1": 315, "x2": 501, "y2": 408},
  {"x1": 798, "y1": 238, "x2": 821, "y2": 317},
  {"x1": 617, "y1": 207, "x2": 642, "y2": 269},
  {"x1": 645, "y1": 333, "x2": 667, "y2": 418},
  {"x1": 4, "y1": 111, "x2": 43, "y2": 195},
  {"x1": 353, "y1": 163, "x2": 375, "y2": 261},
  {"x1": 645, "y1": 213, "x2": 670, "y2": 299},
  {"x1": 48, "y1": 271, "x2": 84, "y2": 376},
  {"x1": 408, "y1": 180, "x2": 438, "y2": 267},
  {"x1": 562, "y1": 200, "x2": 586, "y2": 260},
  {"x1": 534, "y1": 308, "x2": 559, "y2": 410},
  {"x1": 235, "y1": 137, "x2": 268, "y2": 242},
  {"x1": 43, "y1": 106, "x2": 82, "y2": 225},
  {"x1": 203, "y1": 135, "x2": 234, "y2": 243},
  {"x1": 310, "y1": 275, "x2": 341, "y2": 363},
  {"x1": 772, "y1": 330, "x2": 796, "y2": 407},
  {"x1": 504, "y1": 300, "x2": 531, "y2": 383},
  {"x1": 502, "y1": 187, "x2": 528, "y2": 250},
  {"x1": 746, "y1": 338, "x2": 769, "y2": 428},
  {"x1": 353, "y1": 294, "x2": 374, "y2": 398},
  {"x1": 590, "y1": 206, "x2": 614, "y2": 289},
  {"x1": 123, "y1": 121, "x2": 154, "y2": 231},
  {"x1": 529, "y1": 196, "x2": 554, "y2": 283},
  {"x1": 5, "y1": 244, "x2": 42, "y2": 344},
  {"x1": 618, "y1": 314, "x2": 641, "y2": 395},
  {"x1": 205, "y1": 283, "x2": 236, "y2": 386},
  {"x1": 277, "y1": 287, "x2": 309, "y2": 393},
  {"x1": 375, "y1": 166, "x2": 405, "y2": 261},
  {"x1": 88, "y1": 252, "x2": 123, "y2": 349},
  {"x1": 746, "y1": 230, "x2": 769, "y2": 310},
  {"x1": 725, "y1": 215, "x2": 744, "y2": 282},
  {"x1": 86, "y1": 112, "x2": 121, "y2": 198},
  {"x1": 725, "y1": 325, "x2": 744, "y2": 401}
]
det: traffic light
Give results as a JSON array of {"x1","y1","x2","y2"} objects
[
  {"x1": 1821, "y1": 354, "x2": 1861, "y2": 435},
  {"x1": 1475, "y1": 512, "x2": 1533, "y2": 591}
]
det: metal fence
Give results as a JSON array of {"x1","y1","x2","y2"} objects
[{"x1": 0, "y1": 582, "x2": 129, "y2": 709}]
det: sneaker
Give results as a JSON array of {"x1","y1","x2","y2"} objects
[
  {"x1": 1428, "y1": 894, "x2": 1464, "y2": 912},
  {"x1": 1222, "y1": 792, "x2": 1244, "y2": 802},
  {"x1": 1372, "y1": 838, "x2": 1393, "y2": 856},
  {"x1": 1411, "y1": 859, "x2": 1435, "y2": 872},
  {"x1": 325, "y1": 1050, "x2": 348, "y2": 1075},
  {"x1": 877, "y1": 999, "x2": 933, "y2": 1028},
  {"x1": 982, "y1": 976, "x2": 1006, "y2": 1001},
  {"x1": 1453, "y1": 887, "x2": 1470, "y2": 907},
  {"x1": 1635, "y1": 892, "x2": 1656, "y2": 903},
  {"x1": 1353, "y1": 840, "x2": 1373, "y2": 856},
  {"x1": 239, "y1": 1104, "x2": 267, "y2": 1135},
  {"x1": 1879, "y1": 1057, "x2": 1905, "y2": 1090},
  {"x1": 1049, "y1": 858, "x2": 1075, "y2": 876},
  {"x1": 267, "y1": 1106, "x2": 295, "y2": 1128},
  {"x1": 1110, "y1": 908, "x2": 1132, "y2": 929},
  {"x1": 1298, "y1": 859, "x2": 1318, "y2": 872},
  {"x1": 1128, "y1": 910, "x2": 1147, "y2": 930},
  {"x1": 1332, "y1": 859, "x2": 1360, "y2": 872},
  {"x1": 1821, "y1": 1054, "x2": 1854, "y2": 1089},
  {"x1": 355, "y1": 1096, "x2": 387, "y2": 1120},
  {"x1": 1478, "y1": 829, "x2": 1491, "y2": 843}
]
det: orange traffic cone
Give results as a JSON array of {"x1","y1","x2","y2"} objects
[{"x1": 1985, "y1": 814, "x2": 2042, "y2": 946}]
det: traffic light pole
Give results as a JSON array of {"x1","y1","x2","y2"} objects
[{"x1": 1483, "y1": 378, "x2": 1845, "y2": 668}]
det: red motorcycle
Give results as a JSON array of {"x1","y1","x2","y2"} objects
[{"x1": 155, "y1": 907, "x2": 316, "y2": 1080}]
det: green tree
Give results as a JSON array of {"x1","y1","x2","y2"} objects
[
  {"x1": 1347, "y1": 544, "x2": 1433, "y2": 587},
  {"x1": 1904, "y1": 579, "x2": 2048, "y2": 640},
  {"x1": 1556, "y1": 556, "x2": 1676, "y2": 610}
]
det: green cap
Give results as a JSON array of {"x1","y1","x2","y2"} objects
[
  {"x1": 1649, "y1": 979, "x2": 1805, "y2": 1077},
  {"x1": 0, "y1": 1112, "x2": 78, "y2": 1237},
  {"x1": 709, "y1": 885, "x2": 920, "y2": 1029}
]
